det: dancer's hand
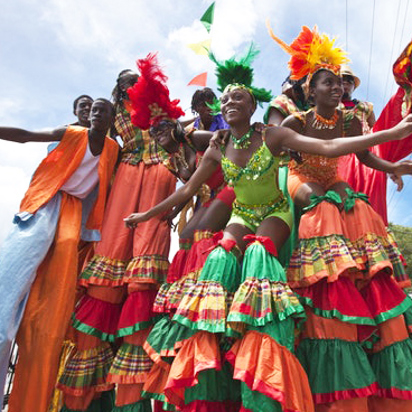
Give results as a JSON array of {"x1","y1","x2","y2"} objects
[
  {"x1": 124, "y1": 212, "x2": 149, "y2": 229},
  {"x1": 389, "y1": 174, "x2": 404, "y2": 191},
  {"x1": 391, "y1": 113, "x2": 412, "y2": 140},
  {"x1": 390, "y1": 160, "x2": 412, "y2": 191},
  {"x1": 209, "y1": 129, "x2": 230, "y2": 149}
]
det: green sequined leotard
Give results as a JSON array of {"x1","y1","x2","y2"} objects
[{"x1": 221, "y1": 139, "x2": 292, "y2": 232}]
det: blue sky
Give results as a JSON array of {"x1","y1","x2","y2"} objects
[{"x1": 1, "y1": 0, "x2": 412, "y2": 247}]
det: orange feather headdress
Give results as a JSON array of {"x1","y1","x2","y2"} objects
[
  {"x1": 128, "y1": 53, "x2": 185, "y2": 130},
  {"x1": 266, "y1": 22, "x2": 349, "y2": 81}
]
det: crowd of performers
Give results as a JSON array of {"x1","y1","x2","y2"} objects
[{"x1": 1, "y1": 25, "x2": 412, "y2": 412}]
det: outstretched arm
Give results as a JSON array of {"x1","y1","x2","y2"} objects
[
  {"x1": 124, "y1": 146, "x2": 221, "y2": 227},
  {"x1": 267, "y1": 114, "x2": 412, "y2": 158},
  {"x1": 188, "y1": 130, "x2": 214, "y2": 152},
  {"x1": 0, "y1": 126, "x2": 66, "y2": 143}
]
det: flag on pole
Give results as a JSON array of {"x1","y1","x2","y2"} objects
[
  {"x1": 187, "y1": 39, "x2": 211, "y2": 56},
  {"x1": 187, "y1": 72, "x2": 208, "y2": 87},
  {"x1": 200, "y1": 2, "x2": 215, "y2": 33}
]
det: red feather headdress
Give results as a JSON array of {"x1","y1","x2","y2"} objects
[
  {"x1": 266, "y1": 22, "x2": 348, "y2": 81},
  {"x1": 128, "y1": 53, "x2": 185, "y2": 130}
]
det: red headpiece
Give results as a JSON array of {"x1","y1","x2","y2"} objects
[{"x1": 128, "y1": 53, "x2": 185, "y2": 130}]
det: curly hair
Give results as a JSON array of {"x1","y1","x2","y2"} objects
[{"x1": 190, "y1": 87, "x2": 217, "y2": 114}]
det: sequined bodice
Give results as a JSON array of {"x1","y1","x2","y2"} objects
[
  {"x1": 289, "y1": 153, "x2": 339, "y2": 182},
  {"x1": 221, "y1": 143, "x2": 282, "y2": 206}
]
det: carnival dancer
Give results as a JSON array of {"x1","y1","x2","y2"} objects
[
  {"x1": 120, "y1": 65, "x2": 235, "y2": 411},
  {"x1": 269, "y1": 25, "x2": 412, "y2": 411},
  {"x1": 338, "y1": 44, "x2": 412, "y2": 243},
  {"x1": 57, "y1": 68, "x2": 177, "y2": 412},
  {"x1": 0, "y1": 99, "x2": 118, "y2": 412},
  {"x1": 125, "y1": 44, "x2": 412, "y2": 412}
]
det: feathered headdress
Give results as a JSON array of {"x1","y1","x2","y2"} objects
[
  {"x1": 266, "y1": 23, "x2": 348, "y2": 81},
  {"x1": 393, "y1": 39, "x2": 412, "y2": 116},
  {"x1": 128, "y1": 53, "x2": 185, "y2": 130},
  {"x1": 208, "y1": 44, "x2": 272, "y2": 113}
]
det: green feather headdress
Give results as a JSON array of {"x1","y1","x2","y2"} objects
[{"x1": 208, "y1": 43, "x2": 272, "y2": 114}]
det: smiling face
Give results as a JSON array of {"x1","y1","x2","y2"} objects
[
  {"x1": 310, "y1": 70, "x2": 344, "y2": 109},
  {"x1": 74, "y1": 96, "x2": 93, "y2": 127},
  {"x1": 220, "y1": 87, "x2": 256, "y2": 126},
  {"x1": 149, "y1": 120, "x2": 176, "y2": 150},
  {"x1": 195, "y1": 99, "x2": 214, "y2": 126}
]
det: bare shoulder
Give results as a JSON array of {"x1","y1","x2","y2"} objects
[
  {"x1": 203, "y1": 144, "x2": 222, "y2": 163},
  {"x1": 280, "y1": 113, "x2": 304, "y2": 133}
]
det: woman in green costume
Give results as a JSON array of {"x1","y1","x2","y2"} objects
[{"x1": 124, "y1": 49, "x2": 412, "y2": 412}]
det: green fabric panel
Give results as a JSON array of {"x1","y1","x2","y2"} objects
[
  {"x1": 145, "y1": 315, "x2": 195, "y2": 355},
  {"x1": 296, "y1": 338, "x2": 376, "y2": 395},
  {"x1": 369, "y1": 338, "x2": 412, "y2": 390},
  {"x1": 277, "y1": 166, "x2": 300, "y2": 268},
  {"x1": 185, "y1": 363, "x2": 241, "y2": 404},
  {"x1": 111, "y1": 399, "x2": 152, "y2": 412},
  {"x1": 61, "y1": 390, "x2": 115, "y2": 412},
  {"x1": 241, "y1": 382, "x2": 282, "y2": 412},
  {"x1": 199, "y1": 246, "x2": 241, "y2": 292},
  {"x1": 248, "y1": 319, "x2": 296, "y2": 352},
  {"x1": 241, "y1": 243, "x2": 286, "y2": 283}
]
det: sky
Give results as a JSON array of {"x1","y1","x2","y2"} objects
[{"x1": 0, "y1": 0, "x2": 412, "y2": 249}]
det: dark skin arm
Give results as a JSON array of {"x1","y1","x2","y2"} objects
[
  {"x1": 347, "y1": 116, "x2": 412, "y2": 181},
  {"x1": 124, "y1": 145, "x2": 220, "y2": 227},
  {"x1": 267, "y1": 113, "x2": 412, "y2": 157},
  {"x1": 188, "y1": 130, "x2": 214, "y2": 152},
  {"x1": 0, "y1": 126, "x2": 66, "y2": 143}
]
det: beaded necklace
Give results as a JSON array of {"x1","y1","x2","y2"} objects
[
  {"x1": 312, "y1": 109, "x2": 339, "y2": 130},
  {"x1": 230, "y1": 127, "x2": 254, "y2": 149}
]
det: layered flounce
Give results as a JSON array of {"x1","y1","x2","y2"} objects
[
  {"x1": 164, "y1": 331, "x2": 239, "y2": 409},
  {"x1": 72, "y1": 294, "x2": 122, "y2": 342},
  {"x1": 79, "y1": 254, "x2": 127, "y2": 287},
  {"x1": 296, "y1": 310, "x2": 377, "y2": 404},
  {"x1": 144, "y1": 315, "x2": 195, "y2": 363},
  {"x1": 57, "y1": 343, "x2": 114, "y2": 396},
  {"x1": 227, "y1": 330, "x2": 314, "y2": 412},
  {"x1": 342, "y1": 197, "x2": 404, "y2": 280},
  {"x1": 172, "y1": 245, "x2": 241, "y2": 334},
  {"x1": 153, "y1": 232, "x2": 215, "y2": 314},
  {"x1": 117, "y1": 289, "x2": 159, "y2": 338},
  {"x1": 368, "y1": 315, "x2": 412, "y2": 401},
  {"x1": 287, "y1": 201, "x2": 361, "y2": 288},
  {"x1": 107, "y1": 342, "x2": 153, "y2": 384},
  {"x1": 228, "y1": 241, "x2": 305, "y2": 335},
  {"x1": 124, "y1": 254, "x2": 169, "y2": 284}
]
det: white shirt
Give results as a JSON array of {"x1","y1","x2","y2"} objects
[{"x1": 61, "y1": 143, "x2": 100, "y2": 199}]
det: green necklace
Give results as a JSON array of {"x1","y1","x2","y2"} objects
[{"x1": 230, "y1": 127, "x2": 254, "y2": 149}]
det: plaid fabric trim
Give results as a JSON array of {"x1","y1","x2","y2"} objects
[
  {"x1": 57, "y1": 343, "x2": 114, "y2": 395},
  {"x1": 153, "y1": 270, "x2": 200, "y2": 314},
  {"x1": 142, "y1": 129, "x2": 169, "y2": 165},
  {"x1": 383, "y1": 229, "x2": 408, "y2": 285},
  {"x1": 79, "y1": 254, "x2": 127, "y2": 287},
  {"x1": 351, "y1": 233, "x2": 397, "y2": 276},
  {"x1": 287, "y1": 234, "x2": 361, "y2": 285},
  {"x1": 124, "y1": 254, "x2": 169, "y2": 284},
  {"x1": 193, "y1": 230, "x2": 214, "y2": 242},
  {"x1": 228, "y1": 279, "x2": 304, "y2": 329},
  {"x1": 172, "y1": 280, "x2": 228, "y2": 333},
  {"x1": 115, "y1": 109, "x2": 144, "y2": 166},
  {"x1": 153, "y1": 282, "x2": 171, "y2": 314},
  {"x1": 107, "y1": 342, "x2": 153, "y2": 384}
]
